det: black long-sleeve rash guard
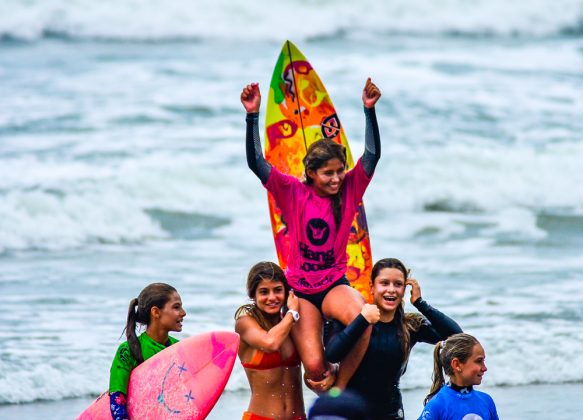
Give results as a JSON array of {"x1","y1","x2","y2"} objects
[
  {"x1": 324, "y1": 298, "x2": 463, "y2": 420},
  {"x1": 245, "y1": 107, "x2": 381, "y2": 184}
]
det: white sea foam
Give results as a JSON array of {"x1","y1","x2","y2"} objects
[
  {"x1": 0, "y1": 356, "x2": 105, "y2": 403},
  {"x1": 1, "y1": 0, "x2": 582, "y2": 41},
  {"x1": 0, "y1": 152, "x2": 259, "y2": 251},
  {"x1": 0, "y1": 257, "x2": 581, "y2": 403},
  {"x1": 2, "y1": 136, "x2": 583, "y2": 252}
]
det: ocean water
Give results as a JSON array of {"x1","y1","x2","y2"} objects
[{"x1": 1, "y1": 0, "x2": 583, "y2": 417}]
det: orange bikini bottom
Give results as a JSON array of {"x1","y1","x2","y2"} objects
[{"x1": 242, "y1": 411, "x2": 307, "y2": 420}]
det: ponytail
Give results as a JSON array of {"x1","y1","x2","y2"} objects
[
  {"x1": 122, "y1": 283, "x2": 177, "y2": 365},
  {"x1": 424, "y1": 341, "x2": 446, "y2": 405},
  {"x1": 125, "y1": 297, "x2": 144, "y2": 364},
  {"x1": 424, "y1": 333, "x2": 479, "y2": 405}
]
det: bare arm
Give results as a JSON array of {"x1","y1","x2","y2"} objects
[
  {"x1": 236, "y1": 314, "x2": 294, "y2": 352},
  {"x1": 235, "y1": 290, "x2": 299, "y2": 352}
]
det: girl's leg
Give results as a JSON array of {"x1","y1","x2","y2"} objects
[
  {"x1": 321, "y1": 285, "x2": 370, "y2": 389},
  {"x1": 290, "y1": 297, "x2": 327, "y2": 381}
]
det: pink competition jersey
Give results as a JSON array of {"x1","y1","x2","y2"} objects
[{"x1": 265, "y1": 159, "x2": 372, "y2": 294}]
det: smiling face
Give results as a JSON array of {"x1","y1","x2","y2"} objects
[
  {"x1": 372, "y1": 267, "x2": 406, "y2": 316},
  {"x1": 455, "y1": 343, "x2": 488, "y2": 387},
  {"x1": 254, "y1": 278, "x2": 286, "y2": 316},
  {"x1": 156, "y1": 292, "x2": 186, "y2": 333},
  {"x1": 307, "y1": 158, "x2": 346, "y2": 197}
]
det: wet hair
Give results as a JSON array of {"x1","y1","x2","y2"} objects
[
  {"x1": 124, "y1": 282, "x2": 177, "y2": 364},
  {"x1": 371, "y1": 258, "x2": 423, "y2": 361},
  {"x1": 234, "y1": 261, "x2": 289, "y2": 331},
  {"x1": 424, "y1": 333, "x2": 480, "y2": 405},
  {"x1": 303, "y1": 139, "x2": 347, "y2": 228}
]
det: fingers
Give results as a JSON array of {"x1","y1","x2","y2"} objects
[
  {"x1": 241, "y1": 83, "x2": 261, "y2": 112},
  {"x1": 363, "y1": 77, "x2": 372, "y2": 90},
  {"x1": 287, "y1": 290, "x2": 299, "y2": 311},
  {"x1": 361, "y1": 303, "x2": 380, "y2": 323},
  {"x1": 366, "y1": 84, "x2": 380, "y2": 99},
  {"x1": 406, "y1": 278, "x2": 420, "y2": 293},
  {"x1": 306, "y1": 369, "x2": 334, "y2": 391},
  {"x1": 241, "y1": 83, "x2": 260, "y2": 100},
  {"x1": 406, "y1": 278, "x2": 421, "y2": 302},
  {"x1": 363, "y1": 78, "x2": 380, "y2": 99}
]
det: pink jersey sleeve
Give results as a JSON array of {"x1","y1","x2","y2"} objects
[
  {"x1": 343, "y1": 158, "x2": 373, "y2": 205},
  {"x1": 264, "y1": 167, "x2": 303, "y2": 217}
]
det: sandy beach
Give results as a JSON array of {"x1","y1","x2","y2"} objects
[{"x1": 1, "y1": 383, "x2": 581, "y2": 419}]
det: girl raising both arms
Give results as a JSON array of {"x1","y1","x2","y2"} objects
[{"x1": 241, "y1": 78, "x2": 381, "y2": 388}]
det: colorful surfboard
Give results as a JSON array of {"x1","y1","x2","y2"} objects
[
  {"x1": 77, "y1": 331, "x2": 239, "y2": 420},
  {"x1": 265, "y1": 40, "x2": 373, "y2": 302}
]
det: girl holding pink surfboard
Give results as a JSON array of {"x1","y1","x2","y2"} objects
[
  {"x1": 109, "y1": 283, "x2": 186, "y2": 420},
  {"x1": 241, "y1": 78, "x2": 382, "y2": 389}
]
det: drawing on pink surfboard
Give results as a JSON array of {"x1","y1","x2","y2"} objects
[{"x1": 77, "y1": 331, "x2": 240, "y2": 420}]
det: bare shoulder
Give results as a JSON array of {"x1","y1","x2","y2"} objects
[{"x1": 235, "y1": 312, "x2": 261, "y2": 334}]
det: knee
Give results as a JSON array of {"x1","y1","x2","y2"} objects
[
  {"x1": 337, "y1": 301, "x2": 365, "y2": 325},
  {"x1": 322, "y1": 286, "x2": 365, "y2": 324},
  {"x1": 347, "y1": 302, "x2": 364, "y2": 318},
  {"x1": 302, "y1": 356, "x2": 326, "y2": 379}
]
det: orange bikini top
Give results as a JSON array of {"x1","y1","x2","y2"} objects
[{"x1": 241, "y1": 348, "x2": 301, "y2": 370}]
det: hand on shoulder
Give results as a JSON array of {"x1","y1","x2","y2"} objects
[{"x1": 287, "y1": 290, "x2": 299, "y2": 312}]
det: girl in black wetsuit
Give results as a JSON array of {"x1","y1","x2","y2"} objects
[{"x1": 320, "y1": 258, "x2": 462, "y2": 420}]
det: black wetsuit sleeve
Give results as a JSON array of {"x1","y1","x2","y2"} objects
[
  {"x1": 360, "y1": 106, "x2": 381, "y2": 177},
  {"x1": 413, "y1": 298, "x2": 463, "y2": 344},
  {"x1": 324, "y1": 314, "x2": 370, "y2": 363},
  {"x1": 246, "y1": 112, "x2": 271, "y2": 184}
]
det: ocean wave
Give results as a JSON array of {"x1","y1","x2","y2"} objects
[
  {"x1": 1, "y1": 0, "x2": 582, "y2": 42},
  {"x1": 1, "y1": 337, "x2": 581, "y2": 404},
  {"x1": 2, "y1": 138, "x2": 583, "y2": 252},
  {"x1": 0, "y1": 154, "x2": 242, "y2": 253},
  {"x1": 0, "y1": 365, "x2": 99, "y2": 404}
]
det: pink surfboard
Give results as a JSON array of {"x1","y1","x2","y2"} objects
[{"x1": 77, "y1": 331, "x2": 239, "y2": 420}]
